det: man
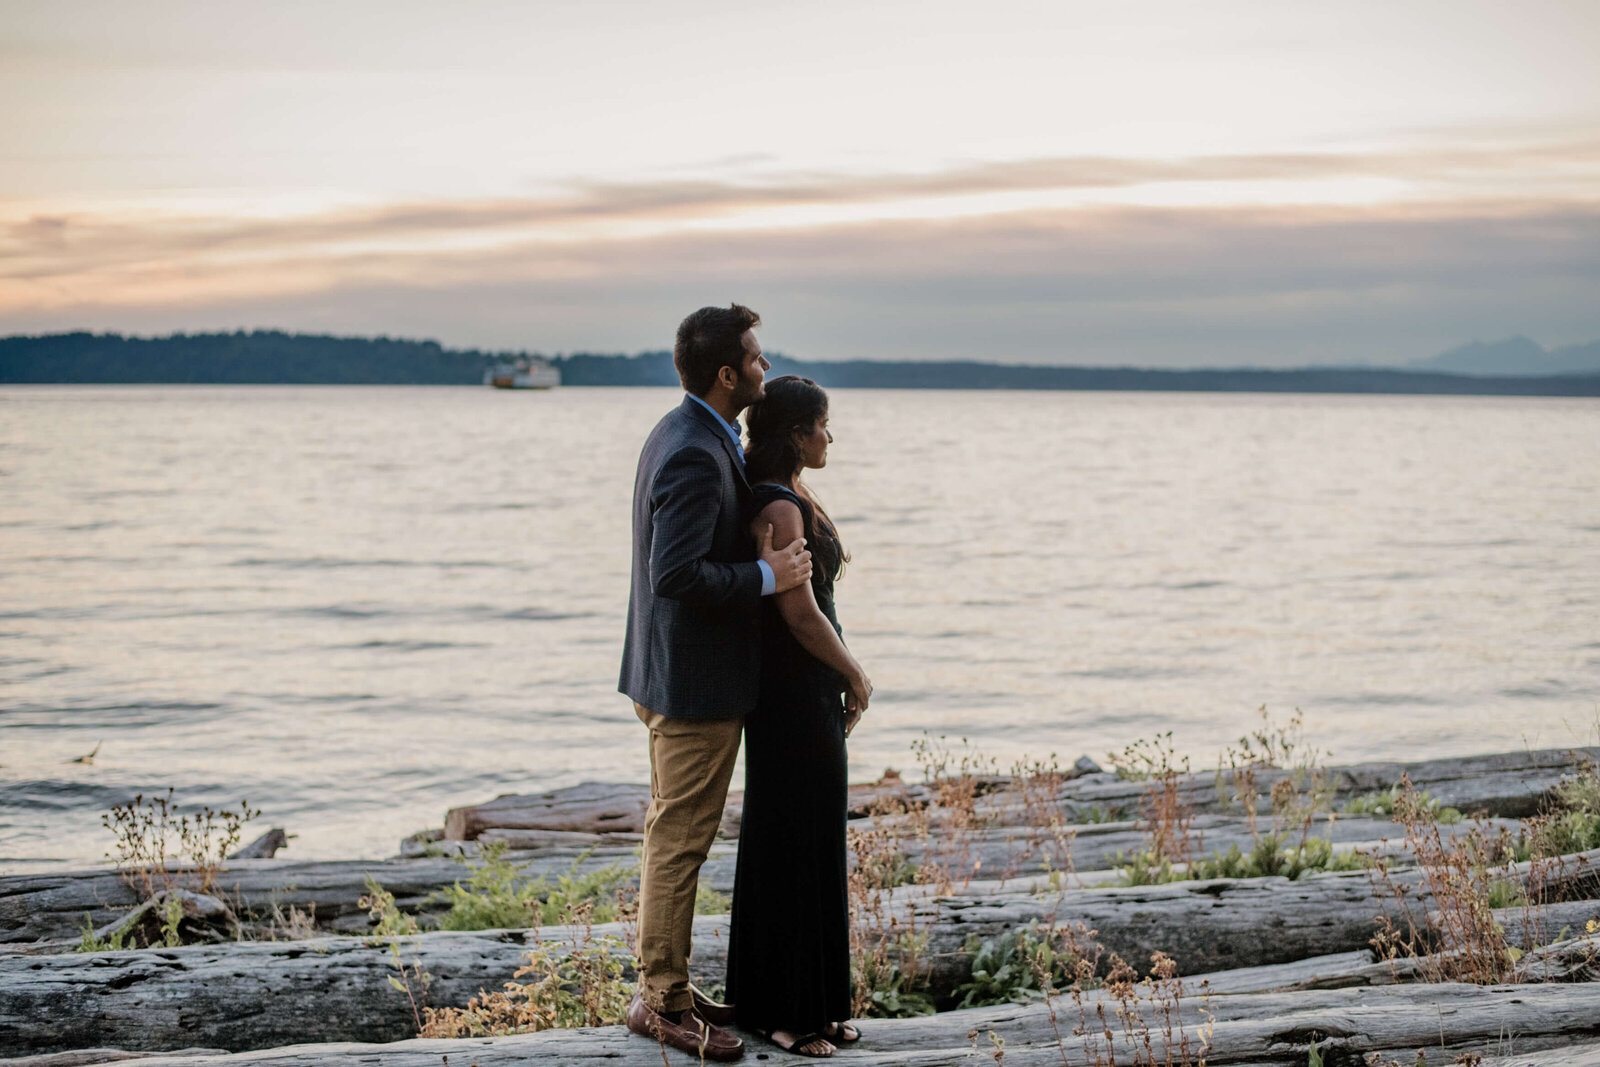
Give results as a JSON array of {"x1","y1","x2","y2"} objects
[{"x1": 619, "y1": 303, "x2": 812, "y2": 1061}]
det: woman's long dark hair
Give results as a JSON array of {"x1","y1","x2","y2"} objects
[{"x1": 745, "y1": 375, "x2": 848, "y2": 577}]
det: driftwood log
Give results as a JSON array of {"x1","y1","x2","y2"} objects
[
  {"x1": 225, "y1": 830, "x2": 288, "y2": 861},
  {"x1": 902, "y1": 847, "x2": 1599, "y2": 993},
  {"x1": 1, "y1": 848, "x2": 712, "y2": 949},
  {"x1": 9, "y1": 808, "x2": 1510, "y2": 950},
  {"x1": 13, "y1": 982, "x2": 1600, "y2": 1066},
  {"x1": 8, "y1": 850, "x2": 1597, "y2": 1056},
  {"x1": 427, "y1": 747, "x2": 1599, "y2": 849},
  {"x1": 1049, "y1": 745, "x2": 1600, "y2": 822}
]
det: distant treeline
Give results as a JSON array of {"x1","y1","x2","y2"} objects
[
  {"x1": 0, "y1": 331, "x2": 491, "y2": 384},
  {"x1": 4, "y1": 330, "x2": 1600, "y2": 396}
]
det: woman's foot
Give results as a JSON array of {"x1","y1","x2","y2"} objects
[
  {"x1": 763, "y1": 1029, "x2": 836, "y2": 1057},
  {"x1": 823, "y1": 1021, "x2": 860, "y2": 1043}
]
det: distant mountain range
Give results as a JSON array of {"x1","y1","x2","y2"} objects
[
  {"x1": 1411, "y1": 336, "x2": 1600, "y2": 377},
  {"x1": 2, "y1": 329, "x2": 1598, "y2": 395}
]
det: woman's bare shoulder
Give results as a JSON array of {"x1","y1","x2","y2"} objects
[{"x1": 751, "y1": 496, "x2": 804, "y2": 539}]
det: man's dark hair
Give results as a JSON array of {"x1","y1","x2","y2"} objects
[{"x1": 674, "y1": 303, "x2": 761, "y2": 397}]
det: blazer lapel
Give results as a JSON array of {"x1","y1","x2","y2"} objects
[{"x1": 680, "y1": 396, "x2": 751, "y2": 494}]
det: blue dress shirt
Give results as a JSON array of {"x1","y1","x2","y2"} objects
[{"x1": 687, "y1": 393, "x2": 776, "y2": 596}]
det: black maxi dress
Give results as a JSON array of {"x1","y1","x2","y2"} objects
[{"x1": 725, "y1": 483, "x2": 852, "y2": 1035}]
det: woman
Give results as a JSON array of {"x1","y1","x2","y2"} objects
[{"x1": 725, "y1": 376, "x2": 873, "y2": 1058}]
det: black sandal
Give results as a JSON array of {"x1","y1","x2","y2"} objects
[
  {"x1": 756, "y1": 1028, "x2": 835, "y2": 1058},
  {"x1": 824, "y1": 1021, "x2": 861, "y2": 1044}
]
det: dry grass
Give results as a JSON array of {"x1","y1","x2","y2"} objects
[
  {"x1": 1043, "y1": 942, "x2": 1211, "y2": 1067},
  {"x1": 907, "y1": 734, "x2": 1000, "y2": 893},
  {"x1": 418, "y1": 900, "x2": 634, "y2": 1037},
  {"x1": 1215, "y1": 707, "x2": 1336, "y2": 849},
  {"x1": 1110, "y1": 732, "x2": 1197, "y2": 879},
  {"x1": 997, "y1": 753, "x2": 1079, "y2": 884},
  {"x1": 846, "y1": 800, "x2": 935, "y2": 1018},
  {"x1": 102, "y1": 788, "x2": 259, "y2": 898},
  {"x1": 1369, "y1": 775, "x2": 1528, "y2": 984}
]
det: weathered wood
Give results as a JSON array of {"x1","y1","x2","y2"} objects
[
  {"x1": 22, "y1": 983, "x2": 1600, "y2": 1067},
  {"x1": 1186, "y1": 949, "x2": 1401, "y2": 993},
  {"x1": 864, "y1": 810, "x2": 1521, "y2": 883},
  {"x1": 1479, "y1": 1043, "x2": 1600, "y2": 1067},
  {"x1": 1, "y1": 848, "x2": 708, "y2": 949},
  {"x1": 0, "y1": 1050, "x2": 226, "y2": 1067},
  {"x1": 1489, "y1": 896, "x2": 1600, "y2": 953},
  {"x1": 0, "y1": 921, "x2": 722, "y2": 1056},
  {"x1": 443, "y1": 782, "x2": 650, "y2": 841},
  {"x1": 226, "y1": 830, "x2": 288, "y2": 861},
  {"x1": 432, "y1": 768, "x2": 1036, "y2": 845},
  {"x1": 905, "y1": 846, "x2": 1600, "y2": 992},
  {"x1": 10, "y1": 849, "x2": 1597, "y2": 1055},
  {"x1": 418, "y1": 809, "x2": 1510, "y2": 897},
  {"x1": 426, "y1": 748, "x2": 1594, "y2": 849},
  {"x1": 4, "y1": 807, "x2": 1454, "y2": 949},
  {"x1": 1514, "y1": 931, "x2": 1600, "y2": 983},
  {"x1": 1051, "y1": 745, "x2": 1600, "y2": 823}
]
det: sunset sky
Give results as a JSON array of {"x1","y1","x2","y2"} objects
[{"x1": 3, "y1": 0, "x2": 1598, "y2": 366}]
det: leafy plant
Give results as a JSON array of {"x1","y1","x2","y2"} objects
[
  {"x1": 1117, "y1": 833, "x2": 1370, "y2": 886},
  {"x1": 158, "y1": 895, "x2": 184, "y2": 948},
  {"x1": 1343, "y1": 785, "x2": 1462, "y2": 824},
  {"x1": 433, "y1": 843, "x2": 633, "y2": 931},
  {"x1": 857, "y1": 932, "x2": 936, "y2": 1018},
  {"x1": 953, "y1": 926, "x2": 1076, "y2": 1008},
  {"x1": 76, "y1": 914, "x2": 128, "y2": 953},
  {"x1": 386, "y1": 941, "x2": 433, "y2": 1034},
  {"x1": 694, "y1": 882, "x2": 731, "y2": 915},
  {"x1": 420, "y1": 921, "x2": 635, "y2": 1036},
  {"x1": 1107, "y1": 731, "x2": 1187, "y2": 783},
  {"x1": 359, "y1": 875, "x2": 420, "y2": 937},
  {"x1": 1523, "y1": 759, "x2": 1600, "y2": 859}
]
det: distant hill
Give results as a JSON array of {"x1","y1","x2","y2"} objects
[
  {"x1": 1412, "y1": 336, "x2": 1600, "y2": 377},
  {"x1": 0, "y1": 330, "x2": 494, "y2": 384},
  {"x1": 4, "y1": 330, "x2": 1600, "y2": 395}
]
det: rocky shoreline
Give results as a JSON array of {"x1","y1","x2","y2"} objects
[{"x1": 4, "y1": 746, "x2": 1598, "y2": 1065}]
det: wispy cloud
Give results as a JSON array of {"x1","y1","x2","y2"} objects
[
  {"x1": 4, "y1": 141, "x2": 1598, "y2": 364},
  {"x1": 8, "y1": 136, "x2": 1600, "y2": 277}
]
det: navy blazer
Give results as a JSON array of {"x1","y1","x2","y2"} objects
[{"x1": 619, "y1": 396, "x2": 764, "y2": 720}]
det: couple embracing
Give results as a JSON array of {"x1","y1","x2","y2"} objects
[{"x1": 619, "y1": 303, "x2": 874, "y2": 1060}]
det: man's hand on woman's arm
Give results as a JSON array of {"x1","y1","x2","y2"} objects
[{"x1": 757, "y1": 523, "x2": 812, "y2": 593}]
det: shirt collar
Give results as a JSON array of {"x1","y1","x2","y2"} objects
[{"x1": 686, "y1": 393, "x2": 743, "y2": 451}]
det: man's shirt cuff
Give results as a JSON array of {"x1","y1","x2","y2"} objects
[{"x1": 757, "y1": 560, "x2": 776, "y2": 596}]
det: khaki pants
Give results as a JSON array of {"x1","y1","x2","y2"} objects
[{"x1": 634, "y1": 702, "x2": 742, "y2": 1013}]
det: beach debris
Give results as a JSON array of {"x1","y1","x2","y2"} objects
[{"x1": 228, "y1": 828, "x2": 290, "y2": 860}]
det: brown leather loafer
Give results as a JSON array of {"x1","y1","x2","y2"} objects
[
  {"x1": 690, "y1": 982, "x2": 736, "y2": 1025},
  {"x1": 626, "y1": 992, "x2": 744, "y2": 1061}
]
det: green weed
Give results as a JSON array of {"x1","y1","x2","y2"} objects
[
  {"x1": 694, "y1": 882, "x2": 731, "y2": 915},
  {"x1": 419, "y1": 921, "x2": 633, "y2": 1036},
  {"x1": 1117, "y1": 833, "x2": 1369, "y2": 886},
  {"x1": 433, "y1": 843, "x2": 633, "y2": 931},
  {"x1": 1343, "y1": 785, "x2": 1462, "y2": 824},
  {"x1": 76, "y1": 914, "x2": 128, "y2": 953},
  {"x1": 952, "y1": 925, "x2": 1078, "y2": 1008},
  {"x1": 359, "y1": 875, "x2": 420, "y2": 937},
  {"x1": 1524, "y1": 760, "x2": 1600, "y2": 859},
  {"x1": 857, "y1": 933, "x2": 937, "y2": 1018}
]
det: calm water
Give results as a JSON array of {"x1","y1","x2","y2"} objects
[{"x1": 3, "y1": 385, "x2": 1598, "y2": 871}]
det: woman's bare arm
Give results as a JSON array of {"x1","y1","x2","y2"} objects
[{"x1": 752, "y1": 499, "x2": 872, "y2": 716}]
